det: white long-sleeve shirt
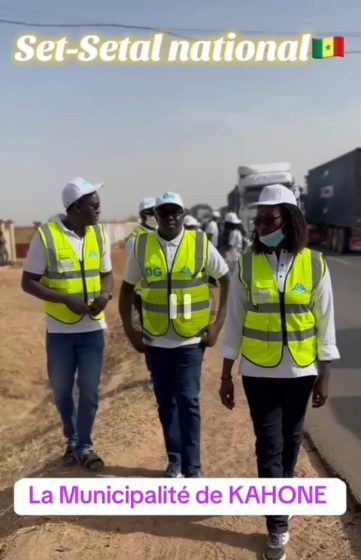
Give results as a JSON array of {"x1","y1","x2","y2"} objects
[{"x1": 221, "y1": 249, "x2": 340, "y2": 378}]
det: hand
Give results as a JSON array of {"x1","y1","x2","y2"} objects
[
  {"x1": 127, "y1": 328, "x2": 149, "y2": 353},
  {"x1": 89, "y1": 295, "x2": 109, "y2": 316},
  {"x1": 200, "y1": 323, "x2": 221, "y2": 347},
  {"x1": 312, "y1": 376, "x2": 329, "y2": 408},
  {"x1": 219, "y1": 378, "x2": 235, "y2": 410},
  {"x1": 64, "y1": 296, "x2": 91, "y2": 316}
]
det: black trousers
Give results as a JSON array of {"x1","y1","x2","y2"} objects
[{"x1": 242, "y1": 375, "x2": 315, "y2": 534}]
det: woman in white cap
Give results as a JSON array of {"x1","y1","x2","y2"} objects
[
  {"x1": 223, "y1": 212, "x2": 243, "y2": 273},
  {"x1": 219, "y1": 184, "x2": 340, "y2": 560}
]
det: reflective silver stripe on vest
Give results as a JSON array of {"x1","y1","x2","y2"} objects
[
  {"x1": 194, "y1": 231, "x2": 205, "y2": 276},
  {"x1": 136, "y1": 233, "x2": 148, "y2": 278},
  {"x1": 311, "y1": 250, "x2": 323, "y2": 289},
  {"x1": 241, "y1": 252, "x2": 253, "y2": 302},
  {"x1": 93, "y1": 224, "x2": 104, "y2": 257},
  {"x1": 245, "y1": 302, "x2": 311, "y2": 313},
  {"x1": 43, "y1": 270, "x2": 99, "y2": 280},
  {"x1": 140, "y1": 278, "x2": 205, "y2": 289},
  {"x1": 243, "y1": 326, "x2": 316, "y2": 342},
  {"x1": 39, "y1": 224, "x2": 58, "y2": 271},
  {"x1": 142, "y1": 300, "x2": 209, "y2": 314}
]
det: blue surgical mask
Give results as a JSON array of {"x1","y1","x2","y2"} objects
[{"x1": 259, "y1": 227, "x2": 285, "y2": 248}]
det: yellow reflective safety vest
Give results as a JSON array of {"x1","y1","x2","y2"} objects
[
  {"x1": 134, "y1": 230, "x2": 211, "y2": 338},
  {"x1": 239, "y1": 249, "x2": 325, "y2": 367},
  {"x1": 38, "y1": 221, "x2": 106, "y2": 324},
  {"x1": 127, "y1": 224, "x2": 153, "y2": 292}
]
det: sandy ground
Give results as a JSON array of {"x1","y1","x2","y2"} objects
[{"x1": 0, "y1": 249, "x2": 360, "y2": 560}]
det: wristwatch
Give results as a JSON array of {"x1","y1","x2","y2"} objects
[{"x1": 103, "y1": 290, "x2": 113, "y2": 301}]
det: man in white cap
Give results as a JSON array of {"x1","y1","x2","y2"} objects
[
  {"x1": 22, "y1": 177, "x2": 113, "y2": 472},
  {"x1": 125, "y1": 197, "x2": 157, "y2": 257},
  {"x1": 119, "y1": 192, "x2": 229, "y2": 478}
]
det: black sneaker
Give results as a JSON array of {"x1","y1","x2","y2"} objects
[
  {"x1": 263, "y1": 532, "x2": 289, "y2": 560},
  {"x1": 185, "y1": 471, "x2": 202, "y2": 478},
  {"x1": 62, "y1": 444, "x2": 78, "y2": 466},
  {"x1": 164, "y1": 463, "x2": 182, "y2": 478}
]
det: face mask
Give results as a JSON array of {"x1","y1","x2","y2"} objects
[
  {"x1": 259, "y1": 227, "x2": 285, "y2": 248},
  {"x1": 145, "y1": 215, "x2": 157, "y2": 230}
]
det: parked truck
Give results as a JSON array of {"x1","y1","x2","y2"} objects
[
  {"x1": 231, "y1": 161, "x2": 295, "y2": 233},
  {"x1": 305, "y1": 148, "x2": 361, "y2": 253}
]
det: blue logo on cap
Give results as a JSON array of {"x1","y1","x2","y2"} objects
[
  {"x1": 163, "y1": 192, "x2": 176, "y2": 200},
  {"x1": 81, "y1": 179, "x2": 90, "y2": 187}
]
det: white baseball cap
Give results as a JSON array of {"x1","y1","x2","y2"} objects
[
  {"x1": 155, "y1": 192, "x2": 184, "y2": 209},
  {"x1": 225, "y1": 212, "x2": 241, "y2": 224},
  {"x1": 62, "y1": 177, "x2": 103, "y2": 209},
  {"x1": 139, "y1": 197, "x2": 156, "y2": 213},
  {"x1": 255, "y1": 184, "x2": 297, "y2": 207},
  {"x1": 184, "y1": 215, "x2": 200, "y2": 227},
  {"x1": 212, "y1": 210, "x2": 221, "y2": 218}
]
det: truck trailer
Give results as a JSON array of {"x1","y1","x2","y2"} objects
[{"x1": 305, "y1": 149, "x2": 361, "y2": 253}]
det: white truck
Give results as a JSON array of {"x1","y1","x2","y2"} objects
[{"x1": 236, "y1": 162, "x2": 295, "y2": 233}]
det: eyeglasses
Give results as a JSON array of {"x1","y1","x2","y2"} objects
[{"x1": 254, "y1": 216, "x2": 282, "y2": 227}]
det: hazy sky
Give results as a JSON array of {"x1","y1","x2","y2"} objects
[{"x1": 1, "y1": 0, "x2": 361, "y2": 224}]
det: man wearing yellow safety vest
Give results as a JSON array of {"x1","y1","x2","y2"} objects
[
  {"x1": 220, "y1": 184, "x2": 340, "y2": 560},
  {"x1": 119, "y1": 192, "x2": 230, "y2": 478},
  {"x1": 22, "y1": 177, "x2": 113, "y2": 472},
  {"x1": 125, "y1": 197, "x2": 157, "y2": 257},
  {"x1": 125, "y1": 197, "x2": 157, "y2": 390}
]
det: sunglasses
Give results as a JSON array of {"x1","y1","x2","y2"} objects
[
  {"x1": 143, "y1": 208, "x2": 155, "y2": 216},
  {"x1": 254, "y1": 215, "x2": 282, "y2": 227},
  {"x1": 157, "y1": 207, "x2": 183, "y2": 218}
]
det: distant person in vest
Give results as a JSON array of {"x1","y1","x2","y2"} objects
[
  {"x1": 219, "y1": 184, "x2": 339, "y2": 560},
  {"x1": 21, "y1": 177, "x2": 113, "y2": 472},
  {"x1": 125, "y1": 197, "x2": 157, "y2": 256},
  {"x1": 125, "y1": 196, "x2": 157, "y2": 390},
  {"x1": 119, "y1": 192, "x2": 230, "y2": 478}
]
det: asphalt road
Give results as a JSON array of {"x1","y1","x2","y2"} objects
[{"x1": 305, "y1": 251, "x2": 361, "y2": 503}]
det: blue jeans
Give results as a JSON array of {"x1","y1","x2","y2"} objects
[
  {"x1": 147, "y1": 344, "x2": 205, "y2": 477},
  {"x1": 46, "y1": 330, "x2": 105, "y2": 456}
]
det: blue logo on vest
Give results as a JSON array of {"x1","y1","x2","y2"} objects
[
  {"x1": 146, "y1": 267, "x2": 162, "y2": 277},
  {"x1": 88, "y1": 250, "x2": 98, "y2": 258},
  {"x1": 180, "y1": 266, "x2": 191, "y2": 275},
  {"x1": 291, "y1": 283, "x2": 307, "y2": 294}
]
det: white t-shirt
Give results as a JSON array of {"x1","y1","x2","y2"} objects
[
  {"x1": 123, "y1": 228, "x2": 229, "y2": 348},
  {"x1": 205, "y1": 220, "x2": 219, "y2": 247},
  {"x1": 23, "y1": 214, "x2": 112, "y2": 334},
  {"x1": 222, "y1": 249, "x2": 340, "y2": 378}
]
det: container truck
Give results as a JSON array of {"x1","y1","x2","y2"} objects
[{"x1": 305, "y1": 149, "x2": 361, "y2": 253}]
